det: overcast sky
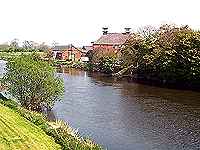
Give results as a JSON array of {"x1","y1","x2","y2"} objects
[{"x1": 0, "y1": 0, "x2": 200, "y2": 46}]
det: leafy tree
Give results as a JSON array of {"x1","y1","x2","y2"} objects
[
  {"x1": 2, "y1": 53, "x2": 64, "y2": 111},
  {"x1": 120, "y1": 24, "x2": 200, "y2": 86},
  {"x1": 138, "y1": 25, "x2": 158, "y2": 41},
  {"x1": 10, "y1": 38, "x2": 19, "y2": 49},
  {"x1": 22, "y1": 41, "x2": 49, "y2": 52},
  {"x1": 6, "y1": 38, "x2": 20, "y2": 52},
  {"x1": 22, "y1": 40, "x2": 35, "y2": 51},
  {"x1": 91, "y1": 47, "x2": 119, "y2": 73}
]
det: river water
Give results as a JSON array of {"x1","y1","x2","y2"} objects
[
  {"x1": 53, "y1": 68, "x2": 200, "y2": 150},
  {"x1": 1, "y1": 61, "x2": 200, "y2": 150}
]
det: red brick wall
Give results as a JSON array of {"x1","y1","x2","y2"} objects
[
  {"x1": 93, "y1": 44, "x2": 119, "y2": 54},
  {"x1": 62, "y1": 50, "x2": 69, "y2": 60},
  {"x1": 51, "y1": 47, "x2": 83, "y2": 61},
  {"x1": 71, "y1": 47, "x2": 82, "y2": 61},
  {"x1": 60, "y1": 47, "x2": 82, "y2": 61}
]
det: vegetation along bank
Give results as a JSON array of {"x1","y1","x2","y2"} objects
[
  {"x1": 88, "y1": 24, "x2": 200, "y2": 90},
  {"x1": 0, "y1": 53, "x2": 103, "y2": 150}
]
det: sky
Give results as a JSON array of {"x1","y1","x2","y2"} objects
[{"x1": 0, "y1": 0, "x2": 200, "y2": 46}]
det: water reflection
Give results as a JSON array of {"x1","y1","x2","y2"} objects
[
  {"x1": 53, "y1": 68, "x2": 200, "y2": 150},
  {"x1": 56, "y1": 67, "x2": 86, "y2": 76}
]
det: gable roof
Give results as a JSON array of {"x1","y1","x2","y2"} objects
[
  {"x1": 94, "y1": 33, "x2": 130, "y2": 45},
  {"x1": 52, "y1": 44, "x2": 85, "y2": 53},
  {"x1": 52, "y1": 44, "x2": 75, "y2": 51}
]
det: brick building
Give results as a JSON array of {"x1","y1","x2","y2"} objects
[
  {"x1": 93, "y1": 27, "x2": 131, "y2": 54},
  {"x1": 51, "y1": 44, "x2": 82, "y2": 61}
]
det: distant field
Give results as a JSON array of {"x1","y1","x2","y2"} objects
[
  {"x1": 0, "y1": 52, "x2": 46, "y2": 60},
  {"x1": 0, "y1": 104, "x2": 60, "y2": 150}
]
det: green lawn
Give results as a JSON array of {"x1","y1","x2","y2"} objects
[{"x1": 0, "y1": 104, "x2": 61, "y2": 150}]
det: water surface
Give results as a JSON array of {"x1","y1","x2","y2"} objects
[{"x1": 53, "y1": 68, "x2": 200, "y2": 150}]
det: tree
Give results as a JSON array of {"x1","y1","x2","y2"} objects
[
  {"x1": 10, "y1": 38, "x2": 19, "y2": 48},
  {"x1": 91, "y1": 47, "x2": 119, "y2": 73},
  {"x1": 120, "y1": 24, "x2": 200, "y2": 86},
  {"x1": 2, "y1": 53, "x2": 64, "y2": 111},
  {"x1": 8, "y1": 38, "x2": 20, "y2": 52},
  {"x1": 138, "y1": 25, "x2": 158, "y2": 40},
  {"x1": 37, "y1": 42, "x2": 49, "y2": 52},
  {"x1": 22, "y1": 40, "x2": 34, "y2": 51},
  {"x1": 121, "y1": 33, "x2": 147, "y2": 68}
]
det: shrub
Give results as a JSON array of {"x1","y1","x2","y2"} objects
[
  {"x1": 121, "y1": 24, "x2": 200, "y2": 86},
  {"x1": 2, "y1": 53, "x2": 64, "y2": 112},
  {"x1": 91, "y1": 47, "x2": 119, "y2": 73}
]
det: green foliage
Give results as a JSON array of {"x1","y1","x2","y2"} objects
[
  {"x1": 71, "y1": 61, "x2": 85, "y2": 69},
  {"x1": 0, "y1": 52, "x2": 46, "y2": 61},
  {"x1": 0, "y1": 98, "x2": 18, "y2": 110},
  {"x1": 97, "y1": 56, "x2": 118, "y2": 73},
  {"x1": 2, "y1": 53, "x2": 64, "y2": 111},
  {"x1": 0, "y1": 46, "x2": 38, "y2": 53},
  {"x1": 90, "y1": 48, "x2": 119, "y2": 73},
  {"x1": 84, "y1": 63, "x2": 95, "y2": 71},
  {"x1": 53, "y1": 60, "x2": 89, "y2": 70},
  {"x1": 121, "y1": 24, "x2": 200, "y2": 86},
  {"x1": 46, "y1": 121, "x2": 102, "y2": 150},
  {"x1": 0, "y1": 39, "x2": 49, "y2": 53}
]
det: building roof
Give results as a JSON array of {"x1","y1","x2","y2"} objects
[
  {"x1": 94, "y1": 33, "x2": 130, "y2": 45},
  {"x1": 52, "y1": 44, "x2": 74, "y2": 51},
  {"x1": 52, "y1": 44, "x2": 85, "y2": 53},
  {"x1": 82, "y1": 46, "x2": 93, "y2": 53}
]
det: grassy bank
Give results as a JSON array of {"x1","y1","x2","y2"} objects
[
  {"x1": 0, "y1": 103, "x2": 61, "y2": 150},
  {"x1": 0, "y1": 98, "x2": 102, "y2": 150}
]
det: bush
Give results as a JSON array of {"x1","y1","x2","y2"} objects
[
  {"x1": 90, "y1": 47, "x2": 119, "y2": 74},
  {"x1": 2, "y1": 53, "x2": 64, "y2": 112},
  {"x1": 0, "y1": 98, "x2": 18, "y2": 110},
  {"x1": 121, "y1": 24, "x2": 200, "y2": 87}
]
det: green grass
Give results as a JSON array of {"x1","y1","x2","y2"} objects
[
  {"x1": 0, "y1": 104, "x2": 61, "y2": 150},
  {"x1": 0, "y1": 98, "x2": 103, "y2": 150}
]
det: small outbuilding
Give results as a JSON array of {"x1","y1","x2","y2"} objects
[{"x1": 51, "y1": 44, "x2": 82, "y2": 61}]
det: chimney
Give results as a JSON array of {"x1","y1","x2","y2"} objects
[
  {"x1": 102, "y1": 27, "x2": 108, "y2": 35},
  {"x1": 124, "y1": 27, "x2": 131, "y2": 34}
]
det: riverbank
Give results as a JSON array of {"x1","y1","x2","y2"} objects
[
  {"x1": 52, "y1": 68, "x2": 200, "y2": 150},
  {"x1": 2, "y1": 51, "x2": 200, "y2": 92},
  {"x1": 116, "y1": 74, "x2": 200, "y2": 92},
  {"x1": 0, "y1": 97, "x2": 102, "y2": 150},
  {"x1": 53, "y1": 60, "x2": 86, "y2": 69},
  {"x1": 56, "y1": 61, "x2": 200, "y2": 91},
  {"x1": 0, "y1": 103, "x2": 61, "y2": 150},
  {"x1": 55, "y1": 61, "x2": 200, "y2": 92}
]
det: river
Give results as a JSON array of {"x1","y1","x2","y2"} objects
[
  {"x1": 53, "y1": 68, "x2": 200, "y2": 150},
  {"x1": 1, "y1": 61, "x2": 200, "y2": 150}
]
